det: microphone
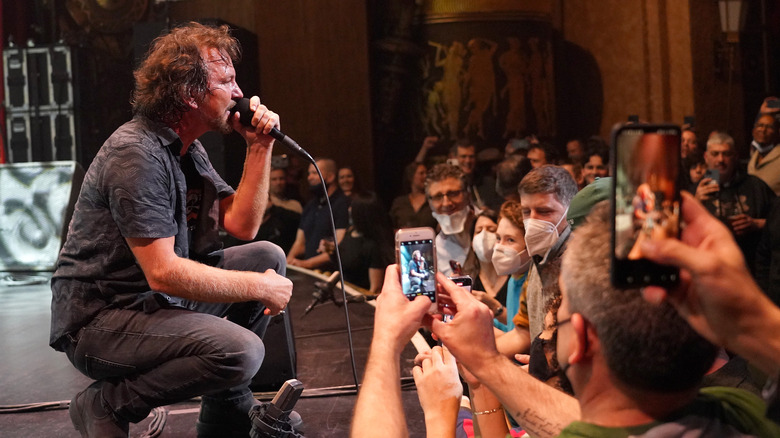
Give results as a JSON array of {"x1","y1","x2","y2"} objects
[
  {"x1": 229, "y1": 97, "x2": 314, "y2": 163},
  {"x1": 303, "y1": 271, "x2": 341, "y2": 316}
]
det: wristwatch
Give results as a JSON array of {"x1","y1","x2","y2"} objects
[{"x1": 493, "y1": 304, "x2": 504, "y2": 317}]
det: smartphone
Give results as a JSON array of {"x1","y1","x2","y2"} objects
[
  {"x1": 395, "y1": 227, "x2": 438, "y2": 312},
  {"x1": 444, "y1": 276, "x2": 470, "y2": 324},
  {"x1": 448, "y1": 275, "x2": 472, "y2": 292},
  {"x1": 610, "y1": 123, "x2": 681, "y2": 289},
  {"x1": 767, "y1": 98, "x2": 780, "y2": 109},
  {"x1": 704, "y1": 168, "x2": 720, "y2": 185}
]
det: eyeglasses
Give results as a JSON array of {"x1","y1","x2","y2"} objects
[
  {"x1": 428, "y1": 189, "x2": 464, "y2": 203},
  {"x1": 555, "y1": 317, "x2": 572, "y2": 329},
  {"x1": 755, "y1": 123, "x2": 777, "y2": 130}
]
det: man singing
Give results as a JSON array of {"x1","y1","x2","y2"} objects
[{"x1": 50, "y1": 22, "x2": 294, "y2": 438}]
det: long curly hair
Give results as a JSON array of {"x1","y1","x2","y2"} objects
[{"x1": 131, "y1": 22, "x2": 241, "y2": 125}]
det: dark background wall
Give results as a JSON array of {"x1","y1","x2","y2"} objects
[{"x1": 2, "y1": 0, "x2": 778, "y2": 205}]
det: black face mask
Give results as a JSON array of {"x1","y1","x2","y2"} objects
[
  {"x1": 556, "y1": 361, "x2": 575, "y2": 395},
  {"x1": 529, "y1": 331, "x2": 575, "y2": 395},
  {"x1": 528, "y1": 333, "x2": 558, "y2": 382}
]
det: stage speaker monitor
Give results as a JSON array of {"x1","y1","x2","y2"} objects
[
  {"x1": 251, "y1": 309, "x2": 298, "y2": 392},
  {"x1": 0, "y1": 161, "x2": 84, "y2": 272}
]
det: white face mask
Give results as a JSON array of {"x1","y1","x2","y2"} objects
[
  {"x1": 472, "y1": 229, "x2": 497, "y2": 263},
  {"x1": 491, "y1": 244, "x2": 532, "y2": 276},
  {"x1": 523, "y1": 208, "x2": 568, "y2": 262},
  {"x1": 432, "y1": 208, "x2": 470, "y2": 235}
]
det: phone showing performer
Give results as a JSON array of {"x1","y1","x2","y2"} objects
[
  {"x1": 610, "y1": 123, "x2": 681, "y2": 289},
  {"x1": 395, "y1": 227, "x2": 438, "y2": 312}
]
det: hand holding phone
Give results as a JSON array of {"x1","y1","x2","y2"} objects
[
  {"x1": 610, "y1": 123, "x2": 681, "y2": 288},
  {"x1": 395, "y1": 227, "x2": 438, "y2": 312}
]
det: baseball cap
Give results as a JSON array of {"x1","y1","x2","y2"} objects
[{"x1": 567, "y1": 176, "x2": 611, "y2": 229}]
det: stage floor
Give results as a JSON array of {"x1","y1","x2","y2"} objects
[{"x1": 0, "y1": 267, "x2": 427, "y2": 437}]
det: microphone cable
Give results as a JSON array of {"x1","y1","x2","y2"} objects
[
  {"x1": 231, "y1": 97, "x2": 360, "y2": 390},
  {"x1": 306, "y1": 161, "x2": 361, "y2": 392}
]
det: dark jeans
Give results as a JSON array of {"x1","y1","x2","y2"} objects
[{"x1": 63, "y1": 241, "x2": 286, "y2": 423}]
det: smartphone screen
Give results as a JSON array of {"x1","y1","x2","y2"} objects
[
  {"x1": 611, "y1": 124, "x2": 681, "y2": 288},
  {"x1": 397, "y1": 231, "x2": 437, "y2": 304}
]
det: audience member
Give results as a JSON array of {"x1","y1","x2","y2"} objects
[
  {"x1": 527, "y1": 142, "x2": 556, "y2": 168},
  {"x1": 329, "y1": 192, "x2": 394, "y2": 294},
  {"x1": 565, "y1": 138, "x2": 585, "y2": 164},
  {"x1": 681, "y1": 126, "x2": 700, "y2": 159},
  {"x1": 350, "y1": 266, "x2": 438, "y2": 437},
  {"x1": 449, "y1": 139, "x2": 477, "y2": 179},
  {"x1": 474, "y1": 147, "x2": 505, "y2": 211},
  {"x1": 426, "y1": 163, "x2": 479, "y2": 279},
  {"x1": 581, "y1": 138, "x2": 610, "y2": 185},
  {"x1": 494, "y1": 154, "x2": 532, "y2": 204},
  {"x1": 505, "y1": 137, "x2": 530, "y2": 158},
  {"x1": 287, "y1": 158, "x2": 350, "y2": 270},
  {"x1": 269, "y1": 165, "x2": 303, "y2": 214},
  {"x1": 222, "y1": 164, "x2": 302, "y2": 254},
  {"x1": 497, "y1": 165, "x2": 578, "y2": 359},
  {"x1": 338, "y1": 166, "x2": 357, "y2": 198},
  {"x1": 748, "y1": 112, "x2": 780, "y2": 196},
  {"x1": 390, "y1": 161, "x2": 438, "y2": 230},
  {"x1": 414, "y1": 135, "x2": 439, "y2": 165},
  {"x1": 639, "y1": 192, "x2": 780, "y2": 388},
  {"x1": 551, "y1": 202, "x2": 778, "y2": 436},
  {"x1": 566, "y1": 176, "x2": 611, "y2": 230},
  {"x1": 469, "y1": 209, "x2": 507, "y2": 330},
  {"x1": 559, "y1": 158, "x2": 584, "y2": 190},
  {"x1": 694, "y1": 132, "x2": 775, "y2": 273},
  {"x1": 681, "y1": 149, "x2": 707, "y2": 193},
  {"x1": 479, "y1": 201, "x2": 530, "y2": 333},
  {"x1": 352, "y1": 193, "x2": 780, "y2": 438}
]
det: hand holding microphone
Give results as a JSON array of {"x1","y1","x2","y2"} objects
[{"x1": 230, "y1": 97, "x2": 314, "y2": 163}]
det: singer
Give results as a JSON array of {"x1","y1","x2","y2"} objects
[{"x1": 49, "y1": 22, "x2": 297, "y2": 438}]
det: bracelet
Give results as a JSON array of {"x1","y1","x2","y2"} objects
[
  {"x1": 493, "y1": 305, "x2": 504, "y2": 317},
  {"x1": 473, "y1": 406, "x2": 502, "y2": 415}
]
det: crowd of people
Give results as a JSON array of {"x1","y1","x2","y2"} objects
[
  {"x1": 347, "y1": 102, "x2": 780, "y2": 438},
  {"x1": 241, "y1": 96, "x2": 780, "y2": 437}
]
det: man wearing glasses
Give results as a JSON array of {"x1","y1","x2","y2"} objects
[{"x1": 424, "y1": 163, "x2": 479, "y2": 279}]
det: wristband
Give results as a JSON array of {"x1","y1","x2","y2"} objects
[{"x1": 473, "y1": 406, "x2": 502, "y2": 416}]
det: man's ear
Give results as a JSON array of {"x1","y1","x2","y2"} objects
[
  {"x1": 181, "y1": 88, "x2": 198, "y2": 109},
  {"x1": 568, "y1": 313, "x2": 592, "y2": 365}
]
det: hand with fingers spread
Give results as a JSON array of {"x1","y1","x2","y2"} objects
[
  {"x1": 413, "y1": 346, "x2": 462, "y2": 437},
  {"x1": 639, "y1": 192, "x2": 780, "y2": 375}
]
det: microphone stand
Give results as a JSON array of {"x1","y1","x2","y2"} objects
[{"x1": 303, "y1": 272, "x2": 368, "y2": 317}]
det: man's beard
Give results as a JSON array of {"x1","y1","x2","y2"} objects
[
  {"x1": 208, "y1": 114, "x2": 233, "y2": 135},
  {"x1": 309, "y1": 183, "x2": 326, "y2": 198}
]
